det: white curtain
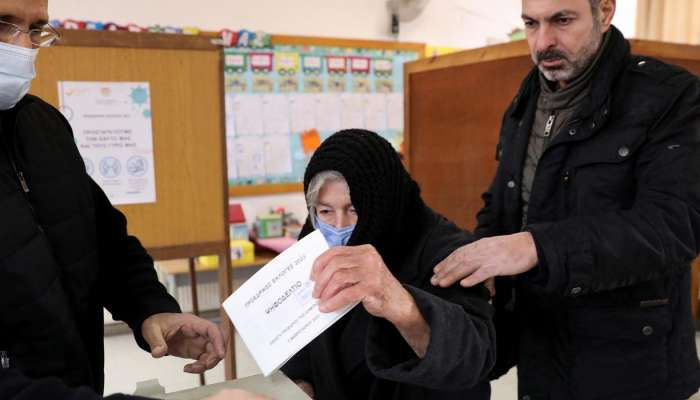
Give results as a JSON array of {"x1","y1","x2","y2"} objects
[{"x1": 636, "y1": 0, "x2": 700, "y2": 44}]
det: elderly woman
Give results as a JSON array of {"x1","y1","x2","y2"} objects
[{"x1": 281, "y1": 130, "x2": 495, "y2": 400}]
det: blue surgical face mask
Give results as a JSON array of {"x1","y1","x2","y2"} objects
[
  {"x1": 0, "y1": 41, "x2": 38, "y2": 111},
  {"x1": 315, "y1": 215, "x2": 355, "y2": 247}
]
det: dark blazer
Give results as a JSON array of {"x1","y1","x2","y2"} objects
[{"x1": 482, "y1": 26, "x2": 700, "y2": 400}]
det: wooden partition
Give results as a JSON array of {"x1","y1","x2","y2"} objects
[
  {"x1": 30, "y1": 30, "x2": 236, "y2": 378},
  {"x1": 404, "y1": 38, "x2": 700, "y2": 318}
]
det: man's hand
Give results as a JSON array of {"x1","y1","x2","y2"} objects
[
  {"x1": 204, "y1": 389, "x2": 271, "y2": 400},
  {"x1": 141, "y1": 313, "x2": 228, "y2": 374},
  {"x1": 431, "y1": 232, "x2": 538, "y2": 288}
]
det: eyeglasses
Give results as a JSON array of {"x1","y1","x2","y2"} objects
[{"x1": 0, "y1": 20, "x2": 61, "y2": 48}]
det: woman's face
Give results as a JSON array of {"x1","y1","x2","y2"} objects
[{"x1": 316, "y1": 180, "x2": 358, "y2": 228}]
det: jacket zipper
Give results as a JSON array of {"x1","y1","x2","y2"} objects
[
  {"x1": 9, "y1": 157, "x2": 32, "y2": 199},
  {"x1": 5, "y1": 148, "x2": 43, "y2": 233},
  {"x1": 543, "y1": 113, "x2": 556, "y2": 137},
  {"x1": 17, "y1": 170, "x2": 29, "y2": 193},
  {"x1": 1, "y1": 107, "x2": 44, "y2": 235}
]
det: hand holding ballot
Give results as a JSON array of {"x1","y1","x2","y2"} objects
[
  {"x1": 224, "y1": 230, "x2": 358, "y2": 376},
  {"x1": 310, "y1": 244, "x2": 431, "y2": 356}
]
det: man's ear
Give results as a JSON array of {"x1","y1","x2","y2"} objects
[{"x1": 599, "y1": 0, "x2": 617, "y2": 32}]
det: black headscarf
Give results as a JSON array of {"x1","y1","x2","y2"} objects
[{"x1": 300, "y1": 129, "x2": 425, "y2": 270}]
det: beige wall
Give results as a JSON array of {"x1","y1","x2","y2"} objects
[{"x1": 49, "y1": 0, "x2": 637, "y2": 48}]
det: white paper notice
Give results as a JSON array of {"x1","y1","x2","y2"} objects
[
  {"x1": 314, "y1": 93, "x2": 341, "y2": 132},
  {"x1": 232, "y1": 137, "x2": 265, "y2": 177},
  {"x1": 387, "y1": 93, "x2": 404, "y2": 130},
  {"x1": 223, "y1": 231, "x2": 358, "y2": 376},
  {"x1": 225, "y1": 94, "x2": 237, "y2": 137},
  {"x1": 232, "y1": 95, "x2": 264, "y2": 136},
  {"x1": 263, "y1": 135, "x2": 293, "y2": 176},
  {"x1": 262, "y1": 94, "x2": 291, "y2": 135},
  {"x1": 340, "y1": 93, "x2": 365, "y2": 130},
  {"x1": 364, "y1": 93, "x2": 388, "y2": 131},
  {"x1": 226, "y1": 136, "x2": 238, "y2": 180},
  {"x1": 58, "y1": 81, "x2": 156, "y2": 205},
  {"x1": 289, "y1": 94, "x2": 317, "y2": 133}
]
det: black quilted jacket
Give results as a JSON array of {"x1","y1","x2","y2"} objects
[
  {"x1": 0, "y1": 95, "x2": 180, "y2": 399},
  {"x1": 482, "y1": 27, "x2": 700, "y2": 400}
]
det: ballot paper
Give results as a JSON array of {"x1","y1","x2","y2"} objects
[{"x1": 223, "y1": 230, "x2": 359, "y2": 376}]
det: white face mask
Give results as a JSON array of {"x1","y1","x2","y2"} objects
[{"x1": 0, "y1": 41, "x2": 38, "y2": 110}]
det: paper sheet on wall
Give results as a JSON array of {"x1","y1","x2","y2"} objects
[
  {"x1": 225, "y1": 95, "x2": 237, "y2": 137},
  {"x1": 58, "y1": 81, "x2": 156, "y2": 205},
  {"x1": 364, "y1": 93, "x2": 388, "y2": 131},
  {"x1": 314, "y1": 93, "x2": 341, "y2": 132},
  {"x1": 263, "y1": 135, "x2": 293, "y2": 176},
  {"x1": 340, "y1": 93, "x2": 365, "y2": 130},
  {"x1": 232, "y1": 137, "x2": 265, "y2": 177},
  {"x1": 262, "y1": 94, "x2": 291, "y2": 135},
  {"x1": 387, "y1": 93, "x2": 404, "y2": 131},
  {"x1": 226, "y1": 136, "x2": 238, "y2": 180},
  {"x1": 233, "y1": 95, "x2": 265, "y2": 136},
  {"x1": 223, "y1": 230, "x2": 359, "y2": 376},
  {"x1": 289, "y1": 94, "x2": 317, "y2": 133}
]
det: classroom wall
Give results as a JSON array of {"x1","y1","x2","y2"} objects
[
  {"x1": 48, "y1": 0, "x2": 638, "y2": 226},
  {"x1": 49, "y1": 0, "x2": 638, "y2": 49}
]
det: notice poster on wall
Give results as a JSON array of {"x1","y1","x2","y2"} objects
[{"x1": 58, "y1": 81, "x2": 156, "y2": 205}]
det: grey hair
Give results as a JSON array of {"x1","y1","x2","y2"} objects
[{"x1": 306, "y1": 170, "x2": 347, "y2": 228}]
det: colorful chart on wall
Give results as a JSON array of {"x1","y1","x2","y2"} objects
[{"x1": 224, "y1": 44, "x2": 419, "y2": 186}]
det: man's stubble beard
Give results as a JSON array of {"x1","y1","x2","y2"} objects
[{"x1": 536, "y1": 21, "x2": 603, "y2": 84}]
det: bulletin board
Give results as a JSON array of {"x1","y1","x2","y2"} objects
[
  {"x1": 225, "y1": 35, "x2": 425, "y2": 197},
  {"x1": 29, "y1": 29, "x2": 230, "y2": 258}
]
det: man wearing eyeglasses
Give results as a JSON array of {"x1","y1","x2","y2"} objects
[{"x1": 0, "y1": 1, "x2": 234, "y2": 399}]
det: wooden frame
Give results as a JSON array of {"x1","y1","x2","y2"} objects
[
  {"x1": 52, "y1": 29, "x2": 218, "y2": 50},
  {"x1": 229, "y1": 182, "x2": 304, "y2": 197},
  {"x1": 32, "y1": 29, "x2": 237, "y2": 379},
  {"x1": 403, "y1": 40, "x2": 529, "y2": 173}
]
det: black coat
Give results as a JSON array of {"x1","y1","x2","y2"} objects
[
  {"x1": 0, "y1": 96, "x2": 180, "y2": 400},
  {"x1": 481, "y1": 27, "x2": 700, "y2": 399},
  {"x1": 282, "y1": 206, "x2": 496, "y2": 400}
]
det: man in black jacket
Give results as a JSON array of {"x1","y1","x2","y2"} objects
[
  {"x1": 0, "y1": 1, "x2": 231, "y2": 399},
  {"x1": 431, "y1": 0, "x2": 700, "y2": 399}
]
